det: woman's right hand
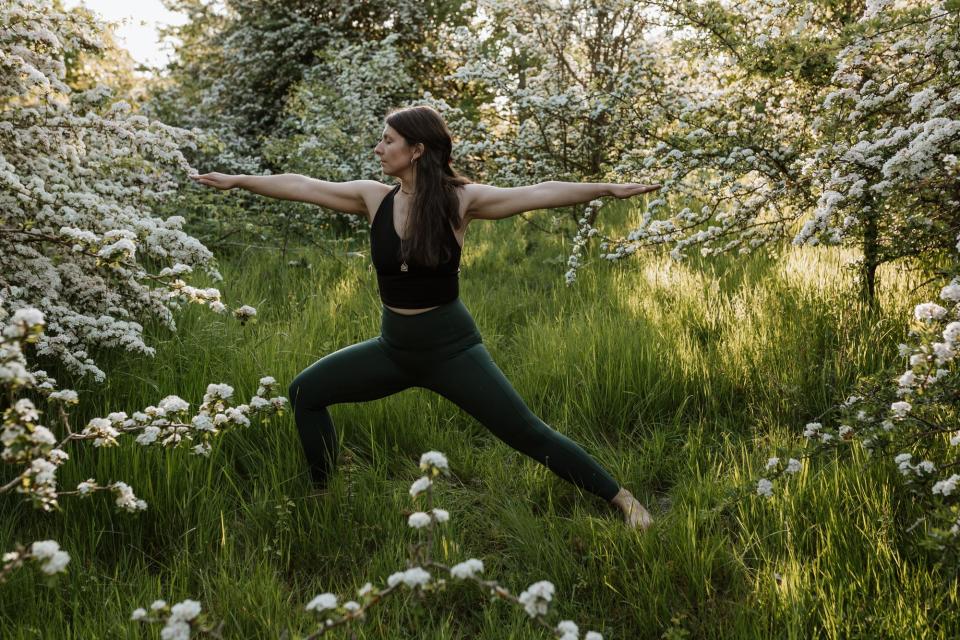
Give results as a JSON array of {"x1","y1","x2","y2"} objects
[{"x1": 188, "y1": 172, "x2": 240, "y2": 190}]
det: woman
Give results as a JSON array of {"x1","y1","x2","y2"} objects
[{"x1": 189, "y1": 105, "x2": 660, "y2": 529}]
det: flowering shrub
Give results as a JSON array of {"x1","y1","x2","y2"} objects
[
  {"x1": 131, "y1": 451, "x2": 607, "y2": 639},
  {"x1": 755, "y1": 279, "x2": 960, "y2": 561},
  {"x1": 594, "y1": 1, "x2": 956, "y2": 302},
  {"x1": 2, "y1": 0, "x2": 254, "y2": 382}
]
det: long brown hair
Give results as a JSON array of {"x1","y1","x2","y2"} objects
[{"x1": 385, "y1": 105, "x2": 472, "y2": 268}]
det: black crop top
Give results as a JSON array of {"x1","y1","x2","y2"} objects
[{"x1": 370, "y1": 184, "x2": 462, "y2": 308}]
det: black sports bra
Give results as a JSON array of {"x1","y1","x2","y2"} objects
[{"x1": 369, "y1": 185, "x2": 462, "y2": 308}]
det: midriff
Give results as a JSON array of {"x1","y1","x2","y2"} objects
[{"x1": 385, "y1": 304, "x2": 441, "y2": 315}]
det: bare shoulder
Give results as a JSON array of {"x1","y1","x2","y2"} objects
[{"x1": 360, "y1": 181, "x2": 395, "y2": 225}]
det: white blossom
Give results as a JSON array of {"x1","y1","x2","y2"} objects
[
  {"x1": 450, "y1": 558, "x2": 484, "y2": 579},
  {"x1": 305, "y1": 593, "x2": 338, "y2": 613},
  {"x1": 756, "y1": 478, "x2": 774, "y2": 498},
  {"x1": 409, "y1": 476, "x2": 432, "y2": 498},
  {"x1": 518, "y1": 580, "x2": 555, "y2": 617}
]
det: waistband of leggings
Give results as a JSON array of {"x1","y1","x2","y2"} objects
[{"x1": 379, "y1": 298, "x2": 480, "y2": 350}]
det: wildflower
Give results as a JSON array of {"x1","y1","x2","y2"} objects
[
  {"x1": 914, "y1": 302, "x2": 947, "y2": 321},
  {"x1": 192, "y1": 415, "x2": 215, "y2": 432},
  {"x1": 408, "y1": 512, "x2": 431, "y2": 529},
  {"x1": 409, "y1": 476, "x2": 432, "y2": 498},
  {"x1": 450, "y1": 558, "x2": 484, "y2": 580},
  {"x1": 518, "y1": 580, "x2": 555, "y2": 618},
  {"x1": 306, "y1": 593, "x2": 338, "y2": 613},
  {"x1": 431, "y1": 508, "x2": 449, "y2": 523},
  {"x1": 932, "y1": 342, "x2": 955, "y2": 364},
  {"x1": 944, "y1": 322, "x2": 960, "y2": 344},
  {"x1": 112, "y1": 481, "x2": 147, "y2": 512},
  {"x1": 765, "y1": 457, "x2": 779, "y2": 470},
  {"x1": 802, "y1": 422, "x2": 821, "y2": 438},
  {"x1": 387, "y1": 567, "x2": 431, "y2": 589},
  {"x1": 895, "y1": 453, "x2": 913, "y2": 475},
  {"x1": 940, "y1": 284, "x2": 960, "y2": 302},
  {"x1": 30, "y1": 540, "x2": 70, "y2": 575},
  {"x1": 890, "y1": 401, "x2": 911, "y2": 417},
  {"x1": 557, "y1": 620, "x2": 579, "y2": 640},
  {"x1": 756, "y1": 478, "x2": 774, "y2": 498},
  {"x1": 234, "y1": 305, "x2": 257, "y2": 322},
  {"x1": 169, "y1": 599, "x2": 201, "y2": 622},
  {"x1": 786, "y1": 459, "x2": 802, "y2": 474},
  {"x1": 76, "y1": 478, "x2": 98, "y2": 495},
  {"x1": 898, "y1": 370, "x2": 915, "y2": 387},
  {"x1": 933, "y1": 475, "x2": 960, "y2": 497},
  {"x1": 130, "y1": 608, "x2": 148, "y2": 621},
  {"x1": 204, "y1": 383, "x2": 233, "y2": 401},
  {"x1": 48, "y1": 389, "x2": 78, "y2": 404},
  {"x1": 136, "y1": 426, "x2": 161, "y2": 445},
  {"x1": 419, "y1": 450, "x2": 449, "y2": 472}
]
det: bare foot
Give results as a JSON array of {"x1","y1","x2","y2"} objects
[
  {"x1": 621, "y1": 496, "x2": 653, "y2": 530},
  {"x1": 611, "y1": 488, "x2": 653, "y2": 530}
]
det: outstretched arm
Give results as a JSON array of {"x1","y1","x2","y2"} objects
[
  {"x1": 465, "y1": 180, "x2": 661, "y2": 221},
  {"x1": 189, "y1": 172, "x2": 378, "y2": 217}
]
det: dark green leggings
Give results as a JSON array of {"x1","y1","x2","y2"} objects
[{"x1": 287, "y1": 298, "x2": 620, "y2": 502}]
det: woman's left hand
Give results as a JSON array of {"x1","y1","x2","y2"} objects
[{"x1": 609, "y1": 183, "x2": 662, "y2": 199}]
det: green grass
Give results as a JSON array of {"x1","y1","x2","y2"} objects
[{"x1": 3, "y1": 201, "x2": 958, "y2": 638}]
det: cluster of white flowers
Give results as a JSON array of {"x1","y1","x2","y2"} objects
[
  {"x1": 408, "y1": 508, "x2": 450, "y2": 529},
  {"x1": 111, "y1": 481, "x2": 147, "y2": 512},
  {"x1": 1, "y1": 305, "x2": 288, "y2": 582},
  {"x1": 29, "y1": 540, "x2": 70, "y2": 575},
  {"x1": 130, "y1": 598, "x2": 202, "y2": 640},
  {"x1": 755, "y1": 456, "x2": 803, "y2": 499},
  {"x1": 565, "y1": 200, "x2": 605, "y2": 286},
  {"x1": 518, "y1": 580, "x2": 555, "y2": 617},
  {"x1": 1, "y1": 539, "x2": 71, "y2": 584},
  {"x1": 894, "y1": 453, "x2": 936, "y2": 478}
]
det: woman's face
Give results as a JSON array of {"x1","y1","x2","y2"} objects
[{"x1": 374, "y1": 124, "x2": 418, "y2": 175}]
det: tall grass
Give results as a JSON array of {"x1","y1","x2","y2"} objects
[{"x1": 3, "y1": 200, "x2": 957, "y2": 638}]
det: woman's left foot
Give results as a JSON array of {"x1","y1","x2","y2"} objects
[
  {"x1": 611, "y1": 488, "x2": 653, "y2": 530},
  {"x1": 621, "y1": 497, "x2": 653, "y2": 530}
]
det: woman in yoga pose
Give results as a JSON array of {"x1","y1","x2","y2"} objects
[{"x1": 190, "y1": 105, "x2": 660, "y2": 529}]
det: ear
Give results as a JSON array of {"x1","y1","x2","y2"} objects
[{"x1": 414, "y1": 142, "x2": 425, "y2": 161}]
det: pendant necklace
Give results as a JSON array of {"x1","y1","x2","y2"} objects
[{"x1": 399, "y1": 187, "x2": 413, "y2": 272}]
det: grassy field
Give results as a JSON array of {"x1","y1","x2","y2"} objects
[{"x1": 3, "y1": 200, "x2": 958, "y2": 638}]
